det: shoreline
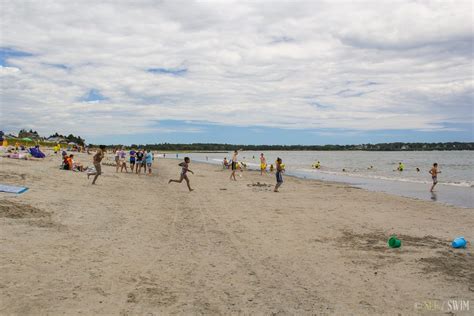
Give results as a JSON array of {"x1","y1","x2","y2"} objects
[{"x1": 168, "y1": 156, "x2": 474, "y2": 209}]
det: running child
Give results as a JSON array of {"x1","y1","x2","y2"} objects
[
  {"x1": 429, "y1": 163, "x2": 441, "y2": 192},
  {"x1": 88, "y1": 145, "x2": 105, "y2": 185},
  {"x1": 168, "y1": 157, "x2": 194, "y2": 191},
  {"x1": 274, "y1": 157, "x2": 284, "y2": 192}
]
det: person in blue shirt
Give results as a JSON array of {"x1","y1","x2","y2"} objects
[
  {"x1": 145, "y1": 149, "x2": 154, "y2": 176},
  {"x1": 129, "y1": 149, "x2": 136, "y2": 171}
]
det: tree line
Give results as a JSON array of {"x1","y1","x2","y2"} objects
[
  {"x1": 1, "y1": 130, "x2": 86, "y2": 146},
  {"x1": 88, "y1": 142, "x2": 474, "y2": 151},
  {"x1": 48, "y1": 132, "x2": 86, "y2": 146}
]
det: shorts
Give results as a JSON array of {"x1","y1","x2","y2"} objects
[
  {"x1": 136, "y1": 160, "x2": 142, "y2": 165},
  {"x1": 260, "y1": 163, "x2": 267, "y2": 170},
  {"x1": 94, "y1": 162, "x2": 102, "y2": 174},
  {"x1": 432, "y1": 176, "x2": 437, "y2": 184},
  {"x1": 276, "y1": 171, "x2": 283, "y2": 183},
  {"x1": 231, "y1": 161, "x2": 237, "y2": 170},
  {"x1": 147, "y1": 163, "x2": 152, "y2": 168},
  {"x1": 130, "y1": 158, "x2": 135, "y2": 164},
  {"x1": 114, "y1": 156, "x2": 119, "y2": 162}
]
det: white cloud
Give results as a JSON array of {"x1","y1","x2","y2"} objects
[{"x1": 0, "y1": 0, "x2": 472, "y2": 141}]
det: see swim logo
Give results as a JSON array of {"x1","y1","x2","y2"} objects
[{"x1": 414, "y1": 299, "x2": 470, "y2": 313}]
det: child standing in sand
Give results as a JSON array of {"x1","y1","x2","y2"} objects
[
  {"x1": 119, "y1": 148, "x2": 128, "y2": 173},
  {"x1": 129, "y1": 148, "x2": 136, "y2": 171},
  {"x1": 88, "y1": 145, "x2": 105, "y2": 185},
  {"x1": 260, "y1": 153, "x2": 267, "y2": 175},
  {"x1": 169, "y1": 157, "x2": 194, "y2": 191},
  {"x1": 230, "y1": 149, "x2": 242, "y2": 181},
  {"x1": 274, "y1": 158, "x2": 284, "y2": 192},
  {"x1": 429, "y1": 163, "x2": 441, "y2": 192},
  {"x1": 114, "y1": 148, "x2": 121, "y2": 173},
  {"x1": 136, "y1": 149, "x2": 145, "y2": 174},
  {"x1": 145, "y1": 149, "x2": 154, "y2": 176}
]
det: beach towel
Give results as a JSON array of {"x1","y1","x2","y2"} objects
[
  {"x1": 29, "y1": 147, "x2": 45, "y2": 158},
  {"x1": 7, "y1": 153, "x2": 28, "y2": 160},
  {"x1": 0, "y1": 184, "x2": 29, "y2": 194}
]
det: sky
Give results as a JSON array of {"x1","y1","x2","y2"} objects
[{"x1": 0, "y1": 0, "x2": 473, "y2": 145}]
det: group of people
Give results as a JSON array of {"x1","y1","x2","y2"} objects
[
  {"x1": 59, "y1": 145, "x2": 441, "y2": 193},
  {"x1": 114, "y1": 148, "x2": 154, "y2": 175},
  {"x1": 2, "y1": 144, "x2": 46, "y2": 160},
  {"x1": 84, "y1": 145, "x2": 195, "y2": 191},
  {"x1": 228, "y1": 150, "x2": 285, "y2": 192},
  {"x1": 61, "y1": 152, "x2": 86, "y2": 172},
  {"x1": 318, "y1": 160, "x2": 441, "y2": 192}
]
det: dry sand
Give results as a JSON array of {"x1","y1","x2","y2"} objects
[{"x1": 0, "y1": 151, "x2": 473, "y2": 315}]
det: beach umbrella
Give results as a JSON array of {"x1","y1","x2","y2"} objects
[
  {"x1": 21, "y1": 137, "x2": 33, "y2": 142},
  {"x1": 68, "y1": 142, "x2": 76, "y2": 145}
]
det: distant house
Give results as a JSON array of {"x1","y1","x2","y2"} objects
[
  {"x1": 6, "y1": 134, "x2": 18, "y2": 139},
  {"x1": 47, "y1": 136, "x2": 67, "y2": 143}
]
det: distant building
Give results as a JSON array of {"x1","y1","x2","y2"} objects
[{"x1": 47, "y1": 136, "x2": 67, "y2": 143}]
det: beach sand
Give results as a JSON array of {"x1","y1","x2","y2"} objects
[{"x1": 1, "y1": 151, "x2": 473, "y2": 315}]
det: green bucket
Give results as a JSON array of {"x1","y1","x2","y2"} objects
[{"x1": 388, "y1": 236, "x2": 401, "y2": 248}]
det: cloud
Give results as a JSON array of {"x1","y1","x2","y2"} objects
[{"x1": 0, "y1": 0, "x2": 472, "y2": 142}]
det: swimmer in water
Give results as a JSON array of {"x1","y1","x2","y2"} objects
[{"x1": 397, "y1": 162, "x2": 404, "y2": 172}]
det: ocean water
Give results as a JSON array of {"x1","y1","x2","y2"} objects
[{"x1": 166, "y1": 151, "x2": 474, "y2": 208}]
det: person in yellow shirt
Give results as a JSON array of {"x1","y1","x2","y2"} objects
[
  {"x1": 260, "y1": 153, "x2": 267, "y2": 175},
  {"x1": 397, "y1": 162, "x2": 404, "y2": 171},
  {"x1": 274, "y1": 158, "x2": 285, "y2": 192}
]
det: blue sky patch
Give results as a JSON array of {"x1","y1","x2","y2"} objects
[
  {"x1": 80, "y1": 89, "x2": 107, "y2": 102},
  {"x1": 89, "y1": 120, "x2": 474, "y2": 145},
  {"x1": 147, "y1": 67, "x2": 187, "y2": 76},
  {"x1": 0, "y1": 47, "x2": 33, "y2": 66}
]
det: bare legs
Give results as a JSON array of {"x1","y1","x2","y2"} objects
[
  {"x1": 89, "y1": 163, "x2": 102, "y2": 185},
  {"x1": 92, "y1": 172, "x2": 101, "y2": 185},
  {"x1": 120, "y1": 161, "x2": 128, "y2": 173},
  {"x1": 136, "y1": 162, "x2": 146, "y2": 174},
  {"x1": 274, "y1": 182, "x2": 282, "y2": 192},
  {"x1": 168, "y1": 174, "x2": 193, "y2": 191}
]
